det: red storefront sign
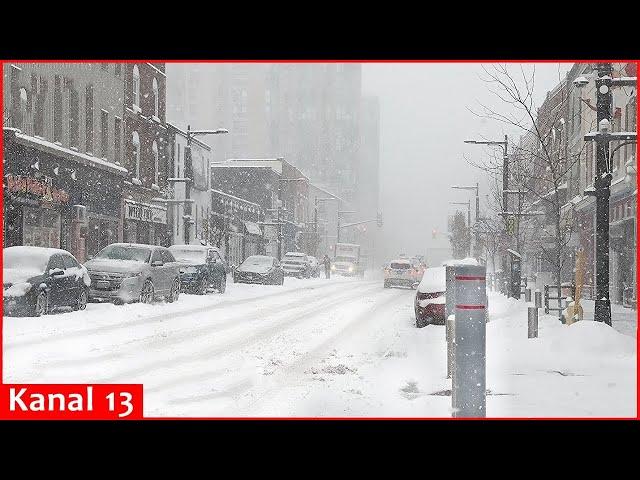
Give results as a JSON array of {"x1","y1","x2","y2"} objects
[{"x1": 5, "y1": 174, "x2": 70, "y2": 204}]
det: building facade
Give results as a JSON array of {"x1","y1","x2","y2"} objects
[
  {"x1": 122, "y1": 63, "x2": 170, "y2": 246},
  {"x1": 166, "y1": 123, "x2": 212, "y2": 246},
  {"x1": 3, "y1": 63, "x2": 127, "y2": 262},
  {"x1": 210, "y1": 189, "x2": 263, "y2": 266}
]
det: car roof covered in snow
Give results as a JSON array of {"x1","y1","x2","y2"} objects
[
  {"x1": 284, "y1": 252, "x2": 306, "y2": 257},
  {"x1": 442, "y1": 257, "x2": 479, "y2": 266},
  {"x1": 168, "y1": 244, "x2": 217, "y2": 251},
  {"x1": 107, "y1": 243, "x2": 159, "y2": 250},
  {"x1": 3, "y1": 245, "x2": 70, "y2": 258},
  {"x1": 418, "y1": 266, "x2": 446, "y2": 293}
]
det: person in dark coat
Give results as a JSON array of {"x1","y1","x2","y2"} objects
[{"x1": 323, "y1": 254, "x2": 332, "y2": 279}]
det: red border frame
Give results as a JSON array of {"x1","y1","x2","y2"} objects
[{"x1": 0, "y1": 59, "x2": 638, "y2": 420}]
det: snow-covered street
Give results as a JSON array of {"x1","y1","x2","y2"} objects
[{"x1": 3, "y1": 273, "x2": 636, "y2": 417}]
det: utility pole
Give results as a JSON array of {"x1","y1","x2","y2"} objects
[
  {"x1": 594, "y1": 64, "x2": 613, "y2": 326},
  {"x1": 579, "y1": 63, "x2": 637, "y2": 325}
]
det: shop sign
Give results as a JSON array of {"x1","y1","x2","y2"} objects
[
  {"x1": 5, "y1": 175, "x2": 70, "y2": 204},
  {"x1": 125, "y1": 201, "x2": 167, "y2": 224}
]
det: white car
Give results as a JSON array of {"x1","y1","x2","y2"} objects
[{"x1": 383, "y1": 259, "x2": 420, "y2": 289}]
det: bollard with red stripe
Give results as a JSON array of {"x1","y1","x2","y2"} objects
[{"x1": 452, "y1": 264, "x2": 487, "y2": 418}]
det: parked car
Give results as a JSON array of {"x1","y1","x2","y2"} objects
[
  {"x1": 281, "y1": 252, "x2": 310, "y2": 278},
  {"x1": 383, "y1": 259, "x2": 420, "y2": 289},
  {"x1": 3, "y1": 246, "x2": 91, "y2": 317},
  {"x1": 84, "y1": 243, "x2": 181, "y2": 304},
  {"x1": 307, "y1": 255, "x2": 320, "y2": 278},
  {"x1": 414, "y1": 266, "x2": 446, "y2": 328},
  {"x1": 169, "y1": 244, "x2": 227, "y2": 294},
  {"x1": 234, "y1": 255, "x2": 284, "y2": 285}
]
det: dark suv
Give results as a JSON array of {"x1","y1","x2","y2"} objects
[{"x1": 169, "y1": 244, "x2": 227, "y2": 294}]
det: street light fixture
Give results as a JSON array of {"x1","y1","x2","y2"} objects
[{"x1": 183, "y1": 125, "x2": 228, "y2": 245}]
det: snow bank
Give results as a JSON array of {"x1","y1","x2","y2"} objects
[{"x1": 549, "y1": 321, "x2": 636, "y2": 357}]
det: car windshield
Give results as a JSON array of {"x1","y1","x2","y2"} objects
[
  {"x1": 242, "y1": 256, "x2": 273, "y2": 267},
  {"x1": 284, "y1": 255, "x2": 305, "y2": 263},
  {"x1": 94, "y1": 245, "x2": 151, "y2": 263},
  {"x1": 170, "y1": 248, "x2": 206, "y2": 264},
  {"x1": 3, "y1": 247, "x2": 51, "y2": 273}
]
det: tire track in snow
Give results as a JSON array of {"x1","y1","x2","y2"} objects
[
  {"x1": 5, "y1": 279, "x2": 365, "y2": 351},
  {"x1": 43, "y1": 281, "x2": 374, "y2": 368},
  {"x1": 161, "y1": 288, "x2": 411, "y2": 410},
  {"x1": 50, "y1": 283, "x2": 382, "y2": 384}
]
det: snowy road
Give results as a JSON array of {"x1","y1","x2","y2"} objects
[{"x1": 3, "y1": 274, "x2": 636, "y2": 417}]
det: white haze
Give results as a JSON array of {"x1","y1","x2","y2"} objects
[{"x1": 362, "y1": 63, "x2": 571, "y2": 264}]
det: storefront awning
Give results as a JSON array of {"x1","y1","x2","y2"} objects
[{"x1": 244, "y1": 221, "x2": 262, "y2": 236}]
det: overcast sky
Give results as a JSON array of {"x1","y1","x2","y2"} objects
[{"x1": 361, "y1": 63, "x2": 571, "y2": 263}]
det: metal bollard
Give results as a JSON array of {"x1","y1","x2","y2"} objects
[
  {"x1": 446, "y1": 314, "x2": 455, "y2": 379},
  {"x1": 525, "y1": 288, "x2": 531, "y2": 303},
  {"x1": 534, "y1": 290, "x2": 542, "y2": 309},
  {"x1": 452, "y1": 264, "x2": 487, "y2": 418},
  {"x1": 528, "y1": 306, "x2": 538, "y2": 338},
  {"x1": 445, "y1": 265, "x2": 456, "y2": 378}
]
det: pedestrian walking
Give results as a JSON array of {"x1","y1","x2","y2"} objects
[{"x1": 323, "y1": 254, "x2": 332, "y2": 279}]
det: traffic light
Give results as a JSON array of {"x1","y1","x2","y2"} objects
[{"x1": 377, "y1": 212, "x2": 383, "y2": 227}]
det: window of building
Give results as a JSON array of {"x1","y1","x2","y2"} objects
[
  {"x1": 85, "y1": 85, "x2": 94, "y2": 154},
  {"x1": 152, "y1": 140, "x2": 159, "y2": 186},
  {"x1": 18, "y1": 87, "x2": 28, "y2": 131},
  {"x1": 177, "y1": 143, "x2": 181, "y2": 177},
  {"x1": 114, "y1": 117, "x2": 122, "y2": 163},
  {"x1": 33, "y1": 76, "x2": 46, "y2": 138},
  {"x1": 69, "y1": 88, "x2": 79, "y2": 149},
  {"x1": 132, "y1": 65, "x2": 140, "y2": 109},
  {"x1": 152, "y1": 78, "x2": 159, "y2": 118},
  {"x1": 585, "y1": 141, "x2": 593, "y2": 185},
  {"x1": 132, "y1": 131, "x2": 140, "y2": 178},
  {"x1": 101, "y1": 110, "x2": 109, "y2": 159},
  {"x1": 53, "y1": 76, "x2": 62, "y2": 142}
]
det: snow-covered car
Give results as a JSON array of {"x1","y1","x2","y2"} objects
[
  {"x1": 84, "y1": 243, "x2": 181, "y2": 304},
  {"x1": 281, "y1": 252, "x2": 310, "y2": 278},
  {"x1": 3, "y1": 246, "x2": 91, "y2": 317},
  {"x1": 307, "y1": 255, "x2": 320, "y2": 278},
  {"x1": 384, "y1": 259, "x2": 420, "y2": 289},
  {"x1": 234, "y1": 255, "x2": 284, "y2": 285},
  {"x1": 414, "y1": 266, "x2": 446, "y2": 327},
  {"x1": 169, "y1": 244, "x2": 227, "y2": 294}
]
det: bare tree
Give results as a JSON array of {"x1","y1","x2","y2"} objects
[{"x1": 468, "y1": 64, "x2": 590, "y2": 292}]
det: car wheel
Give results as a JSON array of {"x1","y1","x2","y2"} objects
[
  {"x1": 384, "y1": 280, "x2": 389, "y2": 289},
  {"x1": 416, "y1": 315, "x2": 425, "y2": 329},
  {"x1": 140, "y1": 279, "x2": 154, "y2": 304},
  {"x1": 167, "y1": 278, "x2": 180, "y2": 303},
  {"x1": 197, "y1": 276, "x2": 208, "y2": 295},
  {"x1": 73, "y1": 288, "x2": 88, "y2": 311},
  {"x1": 218, "y1": 274, "x2": 226, "y2": 294},
  {"x1": 33, "y1": 291, "x2": 48, "y2": 317}
]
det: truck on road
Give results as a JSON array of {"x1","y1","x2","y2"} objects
[{"x1": 332, "y1": 243, "x2": 364, "y2": 277}]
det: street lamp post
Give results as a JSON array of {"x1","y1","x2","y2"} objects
[
  {"x1": 183, "y1": 125, "x2": 228, "y2": 245},
  {"x1": 450, "y1": 200, "x2": 472, "y2": 257},
  {"x1": 578, "y1": 64, "x2": 637, "y2": 325},
  {"x1": 452, "y1": 183, "x2": 480, "y2": 259}
]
